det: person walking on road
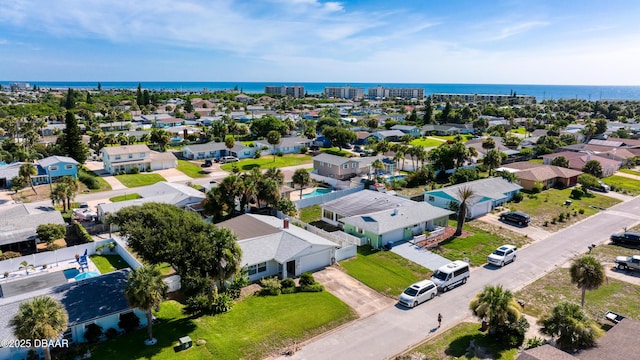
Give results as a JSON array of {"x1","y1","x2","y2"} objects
[{"x1": 437, "y1": 313, "x2": 442, "y2": 328}]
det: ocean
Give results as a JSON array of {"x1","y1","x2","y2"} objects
[{"x1": 3, "y1": 81, "x2": 640, "y2": 101}]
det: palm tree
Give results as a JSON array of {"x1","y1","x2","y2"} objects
[
  {"x1": 264, "y1": 167, "x2": 284, "y2": 186},
  {"x1": 18, "y1": 260, "x2": 35, "y2": 275},
  {"x1": 19, "y1": 162, "x2": 38, "y2": 194},
  {"x1": 125, "y1": 266, "x2": 168, "y2": 345},
  {"x1": 469, "y1": 284, "x2": 522, "y2": 335},
  {"x1": 539, "y1": 301, "x2": 603, "y2": 350},
  {"x1": 483, "y1": 149, "x2": 505, "y2": 176},
  {"x1": 372, "y1": 159, "x2": 385, "y2": 177},
  {"x1": 150, "y1": 128, "x2": 171, "y2": 151},
  {"x1": 209, "y1": 228, "x2": 243, "y2": 290},
  {"x1": 52, "y1": 183, "x2": 69, "y2": 212},
  {"x1": 570, "y1": 255, "x2": 605, "y2": 308},
  {"x1": 266, "y1": 130, "x2": 281, "y2": 161},
  {"x1": 10, "y1": 296, "x2": 68, "y2": 360},
  {"x1": 454, "y1": 186, "x2": 474, "y2": 236},
  {"x1": 292, "y1": 168, "x2": 312, "y2": 198},
  {"x1": 59, "y1": 176, "x2": 79, "y2": 211}
]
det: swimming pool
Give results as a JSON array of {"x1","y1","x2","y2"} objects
[
  {"x1": 63, "y1": 268, "x2": 80, "y2": 279},
  {"x1": 301, "y1": 188, "x2": 333, "y2": 199},
  {"x1": 386, "y1": 175, "x2": 407, "y2": 182}
]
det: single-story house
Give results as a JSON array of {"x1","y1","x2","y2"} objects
[
  {"x1": 97, "y1": 182, "x2": 206, "y2": 223},
  {"x1": 390, "y1": 125, "x2": 421, "y2": 137},
  {"x1": 340, "y1": 202, "x2": 453, "y2": 248},
  {"x1": 424, "y1": 177, "x2": 522, "y2": 219},
  {"x1": 219, "y1": 214, "x2": 341, "y2": 281},
  {"x1": 321, "y1": 189, "x2": 414, "y2": 227},
  {"x1": 421, "y1": 123, "x2": 474, "y2": 136},
  {"x1": 0, "y1": 270, "x2": 147, "y2": 360},
  {"x1": 254, "y1": 136, "x2": 313, "y2": 155},
  {"x1": 0, "y1": 204, "x2": 66, "y2": 254},
  {"x1": 498, "y1": 162, "x2": 583, "y2": 191},
  {"x1": 368, "y1": 130, "x2": 406, "y2": 142},
  {"x1": 100, "y1": 144, "x2": 177, "y2": 175},
  {"x1": 182, "y1": 142, "x2": 255, "y2": 160},
  {"x1": 541, "y1": 151, "x2": 621, "y2": 177}
]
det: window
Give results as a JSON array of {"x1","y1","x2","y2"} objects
[
  {"x1": 428, "y1": 196, "x2": 435, "y2": 202},
  {"x1": 139, "y1": 152, "x2": 145, "y2": 157},
  {"x1": 343, "y1": 164, "x2": 349, "y2": 169},
  {"x1": 356, "y1": 227, "x2": 364, "y2": 234},
  {"x1": 247, "y1": 262, "x2": 267, "y2": 275},
  {"x1": 352, "y1": 163, "x2": 357, "y2": 168},
  {"x1": 115, "y1": 155, "x2": 121, "y2": 160},
  {"x1": 323, "y1": 209, "x2": 334, "y2": 220},
  {"x1": 65, "y1": 164, "x2": 73, "y2": 170},
  {"x1": 50, "y1": 166, "x2": 58, "y2": 171},
  {"x1": 128, "y1": 154, "x2": 133, "y2": 159}
]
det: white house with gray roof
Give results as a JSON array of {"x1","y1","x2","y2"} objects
[
  {"x1": 100, "y1": 144, "x2": 177, "y2": 175},
  {"x1": 182, "y1": 141, "x2": 256, "y2": 160},
  {"x1": 0, "y1": 204, "x2": 65, "y2": 254},
  {"x1": 424, "y1": 177, "x2": 522, "y2": 219},
  {"x1": 254, "y1": 136, "x2": 312, "y2": 155}
]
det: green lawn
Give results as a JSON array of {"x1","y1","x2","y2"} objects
[
  {"x1": 320, "y1": 147, "x2": 353, "y2": 157},
  {"x1": 602, "y1": 175, "x2": 640, "y2": 195},
  {"x1": 508, "y1": 127, "x2": 527, "y2": 135},
  {"x1": 618, "y1": 169, "x2": 640, "y2": 177},
  {"x1": 176, "y1": 160, "x2": 208, "y2": 178},
  {"x1": 115, "y1": 173, "x2": 166, "y2": 188},
  {"x1": 528, "y1": 159, "x2": 543, "y2": 164},
  {"x1": 403, "y1": 322, "x2": 519, "y2": 360},
  {"x1": 340, "y1": 245, "x2": 432, "y2": 298},
  {"x1": 430, "y1": 135, "x2": 474, "y2": 143},
  {"x1": 299, "y1": 205, "x2": 322, "y2": 223},
  {"x1": 79, "y1": 168, "x2": 112, "y2": 192},
  {"x1": 109, "y1": 193, "x2": 142, "y2": 202},
  {"x1": 89, "y1": 254, "x2": 130, "y2": 273},
  {"x1": 507, "y1": 188, "x2": 621, "y2": 230},
  {"x1": 410, "y1": 137, "x2": 445, "y2": 148},
  {"x1": 514, "y1": 257, "x2": 640, "y2": 321},
  {"x1": 220, "y1": 154, "x2": 312, "y2": 171},
  {"x1": 434, "y1": 220, "x2": 531, "y2": 267},
  {"x1": 91, "y1": 293, "x2": 357, "y2": 360}
]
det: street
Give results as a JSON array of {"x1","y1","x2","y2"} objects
[{"x1": 280, "y1": 196, "x2": 640, "y2": 360}]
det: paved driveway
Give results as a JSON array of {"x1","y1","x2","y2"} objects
[
  {"x1": 391, "y1": 242, "x2": 451, "y2": 271},
  {"x1": 477, "y1": 213, "x2": 552, "y2": 241},
  {"x1": 313, "y1": 266, "x2": 395, "y2": 318},
  {"x1": 154, "y1": 168, "x2": 191, "y2": 182}
]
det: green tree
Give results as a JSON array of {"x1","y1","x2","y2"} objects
[
  {"x1": 36, "y1": 224, "x2": 66, "y2": 244},
  {"x1": 322, "y1": 126, "x2": 357, "y2": 151},
  {"x1": 136, "y1": 83, "x2": 144, "y2": 106},
  {"x1": 64, "y1": 88, "x2": 75, "y2": 109},
  {"x1": 578, "y1": 173, "x2": 600, "y2": 192},
  {"x1": 440, "y1": 101, "x2": 452, "y2": 123},
  {"x1": 469, "y1": 285, "x2": 523, "y2": 335},
  {"x1": 266, "y1": 130, "x2": 281, "y2": 161},
  {"x1": 292, "y1": 168, "x2": 312, "y2": 198},
  {"x1": 423, "y1": 97, "x2": 433, "y2": 125},
  {"x1": 449, "y1": 167, "x2": 480, "y2": 184},
  {"x1": 10, "y1": 296, "x2": 68, "y2": 360},
  {"x1": 483, "y1": 149, "x2": 506, "y2": 176},
  {"x1": 551, "y1": 156, "x2": 570, "y2": 168},
  {"x1": 582, "y1": 160, "x2": 603, "y2": 178},
  {"x1": 19, "y1": 162, "x2": 38, "y2": 194},
  {"x1": 481, "y1": 137, "x2": 496, "y2": 150},
  {"x1": 125, "y1": 266, "x2": 168, "y2": 344},
  {"x1": 367, "y1": 118, "x2": 378, "y2": 130},
  {"x1": 275, "y1": 198, "x2": 297, "y2": 217},
  {"x1": 224, "y1": 135, "x2": 235, "y2": 154},
  {"x1": 594, "y1": 118, "x2": 608, "y2": 134},
  {"x1": 454, "y1": 187, "x2": 474, "y2": 236},
  {"x1": 184, "y1": 98, "x2": 194, "y2": 113},
  {"x1": 150, "y1": 128, "x2": 171, "y2": 152},
  {"x1": 570, "y1": 255, "x2": 605, "y2": 308},
  {"x1": 50, "y1": 183, "x2": 66, "y2": 210},
  {"x1": 63, "y1": 111, "x2": 87, "y2": 163},
  {"x1": 250, "y1": 115, "x2": 289, "y2": 137},
  {"x1": 539, "y1": 301, "x2": 603, "y2": 350}
]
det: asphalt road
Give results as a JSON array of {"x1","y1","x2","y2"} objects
[{"x1": 281, "y1": 196, "x2": 640, "y2": 360}]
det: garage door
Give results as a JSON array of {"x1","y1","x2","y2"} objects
[{"x1": 299, "y1": 250, "x2": 332, "y2": 274}]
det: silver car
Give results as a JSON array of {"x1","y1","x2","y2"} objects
[
  {"x1": 398, "y1": 280, "x2": 438, "y2": 308},
  {"x1": 487, "y1": 245, "x2": 517, "y2": 267}
]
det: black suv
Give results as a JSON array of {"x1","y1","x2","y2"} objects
[
  {"x1": 611, "y1": 232, "x2": 640, "y2": 245},
  {"x1": 499, "y1": 211, "x2": 531, "y2": 226}
]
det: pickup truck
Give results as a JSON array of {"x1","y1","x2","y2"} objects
[{"x1": 615, "y1": 255, "x2": 640, "y2": 271}]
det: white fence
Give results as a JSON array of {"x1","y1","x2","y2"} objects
[
  {"x1": 335, "y1": 245, "x2": 357, "y2": 262},
  {"x1": 294, "y1": 185, "x2": 364, "y2": 209}
]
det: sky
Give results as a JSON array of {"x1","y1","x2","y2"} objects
[{"x1": 1, "y1": 0, "x2": 640, "y2": 85}]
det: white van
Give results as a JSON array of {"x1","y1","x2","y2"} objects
[{"x1": 430, "y1": 260, "x2": 470, "y2": 292}]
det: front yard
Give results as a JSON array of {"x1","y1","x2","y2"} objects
[
  {"x1": 91, "y1": 292, "x2": 357, "y2": 360},
  {"x1": 339, "y1": 245, "x2": 432, "y2": 298},
  {"x1": 220, "y1": 154, "x2": 312, "y2": 171},
  {"x1": 507, "y1": 188, "x2": 621, "y2": 230},
  {"x1": 602, "y1": 175, "x2": 640, "y2": 195},
  {"x1": 115, "y1": 173, "x2": 167, "y2": 188},
  {"x1": 109, "y1": 193, "x2": 141, "y2": 202},
  {"x1": 176, "y1": 160, "x2": 208, "y2": 178},
  {"x1": 410, "y1": 137, "x2": 445, "y2": 148}
]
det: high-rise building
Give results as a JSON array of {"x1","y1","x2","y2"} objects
[
  {"x1": 323, "y1": 85, "x2": 365, "y2": 100},
  {"x1": 367, "y1": 86, "x2": 424, "y2": 99},
  {"x1": 432, "y1": 93, "x2": 536, "y2": 104},
  {"x1": 264, "y1": 85, "x2": 305, "y2": 98}
]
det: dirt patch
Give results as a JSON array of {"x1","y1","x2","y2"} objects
[{"x1": 416, "y1": 227, "x2": 472, "y2": 248}]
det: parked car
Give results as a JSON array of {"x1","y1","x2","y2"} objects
[
  {"x1": 201, "y1": 159, "x2": 213, "y2": 168},
  {"x1": 591, "y1": 181, "x2": 611, "y2": 193},
  {"x1": 78, "y1": 202, "x2": 89, "y2": 209},
  {"x1": 487, "y1": 245, "x2": 518, "y2": 267},
  {"x1": 430, "y1": 260, "x2": 470, "y2": 292},
  {"x1": 605, "y1": 310, "x2": 626, "y2": 324},
  {"x1": 610, "y1": 231, "x2": 640, "y2": 245},
  {"x1": 72, "y1": 208, "x2": 97, "y2": 222},
  {"x1": 499, "y1": 211, "x2": 531, "y2": 226},
  {"x1": 398, "y1": 280, "x2": 438, "y2": 308},
  {"x1": 615, "y1": 255, "x2": 640, "y2": 271},
  {"x1": 219, "y1": 156, "x2": 239, "y2": 164},
  {"x1": 354, "y1": 145, "x2": 364, "y2": 152}
]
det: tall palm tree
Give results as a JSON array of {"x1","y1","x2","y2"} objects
[
  {"x1": 264, "y1": 167, "x2": 284, "y2": 186},
  {"x1": 483, "y1": 149, "x2": 505, "y2": 176},
  {"x1": 469, "y1": 284, "x2": 522, "y2": 335},
  {"x1": 125, "y1": 266, "x2": 167, "y2": 345},
  {"x1": 209, "y1": 227, "x2": 242, "y2": 291},
  {"x1": 539, "y1": 301, "x2": 603, "y2": 350},
  {"x1": 570, "y1": 255, "x2": 605, "y2": 308},
  {"x1": 19, "y1": 162, "x2": 38, "y2": 194},
  {"x1": 10, "y1": 296, "x2": 68, "y2": 360},
  {"x1": 59, "y1": 176, "x2": 79, "y2": 211},
  {"x1": 292, "y1": 168, "x2": 312, "y2": 198},
  {"x1": 52, "y1": 183, "x2": 69, "y2": 212},
  {"x1": 454, "y1": 186, "x2": 474, "y2": 236}
]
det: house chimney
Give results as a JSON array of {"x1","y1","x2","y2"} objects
[{"x1": 283, "y1": 218, "x2": 289, "y2": 229}]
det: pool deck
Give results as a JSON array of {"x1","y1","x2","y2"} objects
[
  {"x1": 0, "y1": 257, "x2": 100, "y2": 291},
  {"x1": 290, "y1": 187, "x2": 332, "y2": 201}
]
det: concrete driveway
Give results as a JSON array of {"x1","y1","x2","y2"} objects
[
  {"x1": 154, "y1": 168, "x2": 191, "y2": 182},
  {"x1": 477, "y1": 213, "x2": 552, "y2": 241},
  {"x1": 391, "y1": 242, "x2": 452, "y2": 271},
  {"x1": 313, "y1": 266, "x2": 395, "y2": 318}
]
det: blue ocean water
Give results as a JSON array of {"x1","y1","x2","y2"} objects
[{"x1": 3, "y1": 81, "x2": 640, "y2": 101}]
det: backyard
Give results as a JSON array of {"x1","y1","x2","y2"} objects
[
  {"x1": 91, "y1": 292, "x2": 357, "y2": 360},
  {"x1": 115, "y1": 173, "x2": 167, "y2": 188},
  {"x1": 299, "y1": 205, "x2": 322, "y2": 223},
  {"x1": 410, "y1": 137, "x2": 445, "y2": 148},
  {"x1": 176, "y1": 160, "x2": 208, "y2": 178},
  {"x1": 220, "y1": 154, "x2": 312, "y2": 171},
  {"x1": 89, "y1": 254, "x2": 131, "y2": 273},
  {"x1": 339, "y1": 245, "x2": 432, "y2": 298},
  {"x1": 507, "y1": 188, "x2": 621, "y2": 230}
]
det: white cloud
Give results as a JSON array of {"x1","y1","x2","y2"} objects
[{"x1": 487, "y1": 21, "x2": 549, "y2": 41}]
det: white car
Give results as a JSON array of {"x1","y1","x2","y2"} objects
[
  {"x1": 398, "y1": 280, "x2": 438, "y2": 308},
  {"x1": 72, "y1": 208, "x2": 97, "y2": 221},
  {"x1": 487, "y1": 245, "x2": 517, "y2": 267}
]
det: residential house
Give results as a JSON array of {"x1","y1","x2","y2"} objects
[
  {"x1": 424, "y1": 178, "x2": 522, "y2": 219},
  {"x1": 0, "y1": 204, "x2": 66, "y2": 254},
  {"x1": 498, "y1": 162, "x2": 583, "y2": 191},
  {"x1": 466, "y1": 137, "x2": 521, "y2": 161},
  {"x1": 219, "y1": 214, "x2": 340, "y2": 281},
  {"x1": 254, "y1": 136, "x2": 312, "y2": 155},
  {"x1": 235, "y1": 94, "x2": 253, "y2": 103},
  {"x1": 100, "y1": 144, "x2": 177, "y2": 175},
  {"x1": 390, "y1": 124, "x2": 421, "y2": 137},
  {"x1": 182, "y1": 142, "x2": 255, "y2": 160},
  {"x1": 369, "y1": 130, "x2": 406, "y2": 142},
  {"x1": 0, "y1": 270, "x2": 147, "y2": 360},
  {"x1": 312, "y1": 153, "x2": 395, "y2": 180},
  {"x1": 340, "y1": 202, "x2": 453, "y2": 248},
  {"x1": 37, "y1": 156, "x2": 79, "y2": 183},
  {"x1": 155, "y1": 117, "x2": 184, "y2": 128},
  {"x1": 321, "y1": 190, "x2": 414, "y2": 227},
  {"x1": 98, "y1": 121, "x2": 132, "y2": 132},
  {"x1": 96, "y1": 182, "x2": 206, "y2": 223},
  {"x1": 541, "y1": 151, "x2": 621, "y2": 177},
  {"x1": 421, "y1": 123, "x2": 474, "y2": 136},
  {"x1": 0, "y1": 162, "x2": 22, "y2": 188}
]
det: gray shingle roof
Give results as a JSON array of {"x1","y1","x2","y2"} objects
[
  {"x1": 425, "y1": 177, "x2": 522, "y2": 204},
  {"x1": 101, "y1": 144, "x2": 150, "y2": 156},
  {"x1": 0, "y1": 204, "x2": 65, "y2": 246},
  {"x1": 340, "y1": 202, "x2": 453, "y2": 234},
  {"x1": 97, "y1": 182, "x2": 204, "y2": 215},
  {"x1": 38, "y1": 156, "x2": 79, "y2": 168},
  {"x1": 322, "y1": 190, "x2": 415, "y2": 217}
]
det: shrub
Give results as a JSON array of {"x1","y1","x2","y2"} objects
[
  {"x1": 74, "y1": 222, "x2": 93, "y2": 243},
  {"x1": 260, "y1": 277, "x2": 282, "y2": 296},
  {"x1": 299, "y1": 284, "x2": 324, "y2": 292},
  {"x1": 495, "y1": 316, "x2": 529, "y2": 347},
  {"x1": 282, "y1": 287, "x2": 297, "y2": 294},
  {"x1": 36, "y1": 223, "x2": 67, "y2": 244},
  {"x1": 0, "y1": 251, "x2": 20, "y2": 261},
  {"x1": 578, "y1": 208, "x2": 585, "y2": 214},
  {"x1": 276, "y1": 151, "x2": 284, "y2": 157},
  {"x1": 281, "y1": 278, "x2": 296, "y2": 289},
  {"x1": 525, "y1": 337, "x2": 545, "y2": 349},
  {"x1": 129, "y1": 166, "x2": 140, "y2": 174},
  {"x1": 299, "y1": 146, "x2": 308, "y2": 154},
  {"x1": 212, "y1": 293, "x2": 235, "y2": 314},
  {"x1": 254, "y1": 149, "x2": 262, "y2": 159},
  {"x1": 118, "y1": 312, "x2": 140, "y2": 333},
  {"x1": 531, "y1": 182, "x2": 543, "y2": 194},
  {"x1": 184, "y1": 293, "x2": 213, "y2": 315},
  {"x1": 543, "y1": 221, "x2": 549, "y2": 227},
  {"x1": 551, "y1": 217, "x2": 557, "y2": 224},
  {"x1": 227, "y1": 271, "x2": 250, "y2": 299},
  {"x1": 299, "y1": 272, "x2": 316, "y2": 287},
  {"x1": 558, "y1": 213, "x2": 565, "y2": 222},
  {"x1": 512, "y1": 192, "x2": 524, "y2": 203},
  {"x1": 570, "y1": 188, "x2": 584, "y2": 200},
  {"x1": 84, "y1": 323, "x2": 103, "y2": 344},
  {"x1": 105, "y1": 328, "x2": 119, "y2": 340},
  {"x1": 46, "y1": 243, "x2": 61, "y2": 251},
  {"x1": 78, "y1": 170, "x2": 100, "y2": 189}
]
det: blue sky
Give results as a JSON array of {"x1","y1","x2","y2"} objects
[{"x1": 1, "y1": 0, "x2": 639, "y2": 85}]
